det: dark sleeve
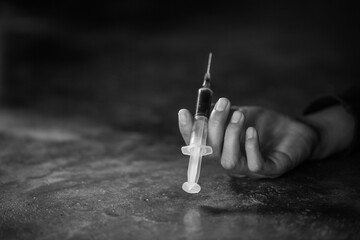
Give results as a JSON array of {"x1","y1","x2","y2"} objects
[{"x1": 303, "y1": 86, "x2": 360, "y2": 153}]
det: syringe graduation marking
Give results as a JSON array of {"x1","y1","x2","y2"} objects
[{"x1": 182, "y1": 53, "x2": 214, "y2": 194}]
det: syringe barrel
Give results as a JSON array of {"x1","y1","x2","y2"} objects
[
  {"x1": 195, "y1": 87, "x2": 213, "y2": 118},
  {"x1": 189, "y1": 116, "x2": 209, "y2": 146},
  {"x1": 187, "y1": 116, "x2": 210, "y2": 184}
]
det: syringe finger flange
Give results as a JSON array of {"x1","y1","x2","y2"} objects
[{"x1": 181, "y1": 145, "x2": 213, "y2": 156}]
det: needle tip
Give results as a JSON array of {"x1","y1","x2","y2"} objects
[
  {"x1": 207, "y1": 52, "x2": 212, "y2": 75},
  {"x1": 202, "y1": 53, "x2": 213, "y2": 87}
]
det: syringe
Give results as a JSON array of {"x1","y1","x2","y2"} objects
[{"x1": 181, "y1": 53, "x2": 214, "y2": 194}]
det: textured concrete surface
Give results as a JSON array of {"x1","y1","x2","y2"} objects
[{"x1": 1, "y1": 110, "x2": 360, "y2": 240}]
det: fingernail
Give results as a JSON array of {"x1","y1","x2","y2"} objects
[
  {"x1": 178, "y1": 109, "x2": 187, "y2": 124},
  {"x1": 215, "y1": 98, "x2": 228, "y2": 111},
  {"x1": 247, "y1": 127, "x2": 256, "y2": 139},
  {"x1": 231, "y1": 111, "x2": 243, "y2": 123}
]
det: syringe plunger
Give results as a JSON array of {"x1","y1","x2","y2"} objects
[{"x1": 181, "y1": 116, "x2": 212, "y2": 193}]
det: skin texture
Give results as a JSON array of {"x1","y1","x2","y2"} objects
[{"x1": 178, "y1": 98, "x2": 355, "y2": 178}]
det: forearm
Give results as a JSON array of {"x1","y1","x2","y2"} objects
[{"x1": 304, "y1": 105, "x2": 355, "y2": 159}]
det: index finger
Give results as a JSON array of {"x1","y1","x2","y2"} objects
[{"x1": 178, "y1": 109, "x2": 193, "y2": 145}]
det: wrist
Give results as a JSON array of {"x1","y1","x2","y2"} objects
[
  {"x1": 303, "y1": 105, "x2": 355, "y2": 159},
  {"x1": 299, "y1": 116, "x2": 327, "y2": 159},
  {"x1": 294, "y1": 116, "x2": 322, "y2": 160}
]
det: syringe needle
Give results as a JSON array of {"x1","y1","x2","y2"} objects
[
  {"x1": 203, "y1": 52, "x2": 212, "y2": 87},
  {"x1": 206, "y1": 52, "x2": 212, "y2": 76}
]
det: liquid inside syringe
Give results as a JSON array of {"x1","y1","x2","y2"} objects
[{"x1": 181, "y1": 53, "x2": 213, "y2": 194}]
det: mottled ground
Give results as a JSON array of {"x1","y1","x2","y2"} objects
[{"x1": 1, "y1": 109, "x2": 360, "y2": 240}]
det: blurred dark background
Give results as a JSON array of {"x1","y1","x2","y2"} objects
[{"x1": 0, "y1": 0, "x2": 359, "y2": 135}]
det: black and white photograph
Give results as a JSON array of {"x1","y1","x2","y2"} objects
[{"x1": 0, "y1": 1, "x2": 359, "y2": 239}]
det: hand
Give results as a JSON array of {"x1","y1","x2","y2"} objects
[{"x1": 178, "y1": 98, "x2": 319, "y2": 178}]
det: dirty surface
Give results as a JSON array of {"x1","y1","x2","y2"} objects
[{"x1": 1, "y1": 110, "x2": 360, "y2": 240}]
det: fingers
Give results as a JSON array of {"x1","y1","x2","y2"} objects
[
  {"x1": 245, "y1": 127, "x2": 265, "y2": 172},
  {"x1": 178, "y1": 109, "x2": 193, "y2": 145},
  {"x1": 244, "y1": 127, "x2": 284, "y2": 178},
  {"x1": 179, "y1": 101, "x2": 296, "y2": 179},
  {"x1": 221, "y1": 111, "x2": 244, "y2": 169},
  {"x1": 208, "y1": 98, "x2": 231, "y2": 157}
]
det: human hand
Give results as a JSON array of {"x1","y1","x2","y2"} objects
[{"x1": 178, "y1": 98, "x2": 319, "y2": 178}]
